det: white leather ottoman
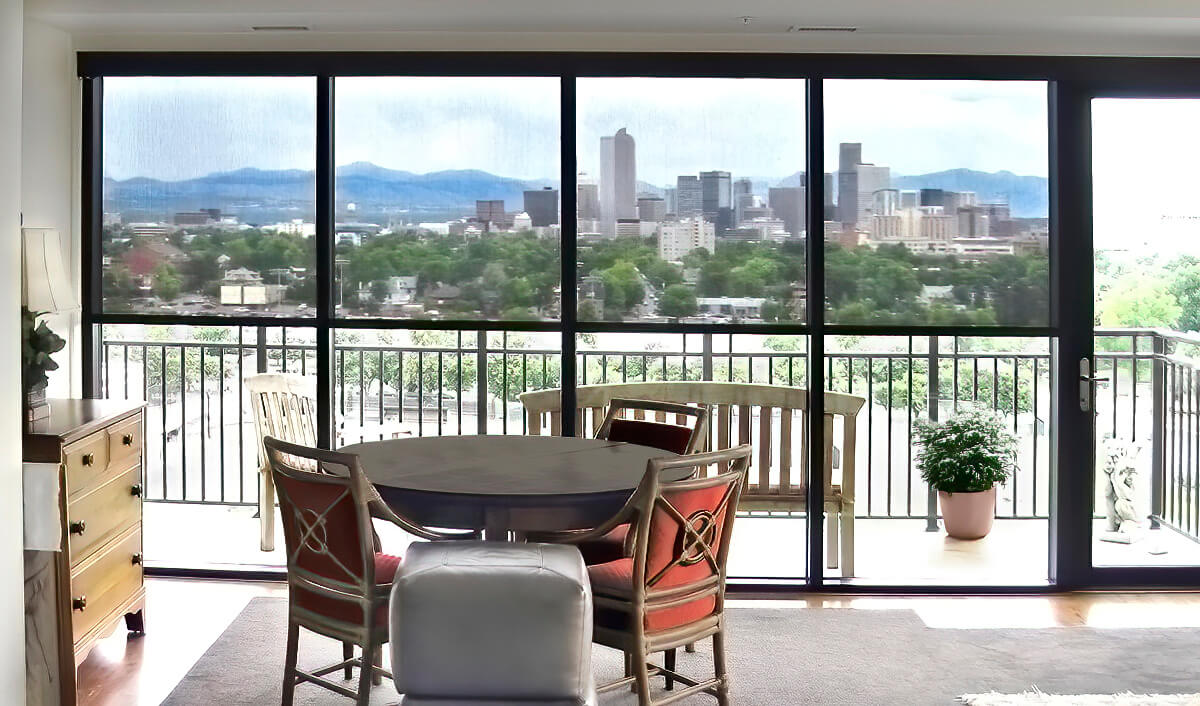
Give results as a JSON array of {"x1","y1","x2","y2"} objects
[{"x1": 390, "y1": 541, "x2": 596, "y2": 706}]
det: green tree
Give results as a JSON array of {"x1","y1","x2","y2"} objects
[
  {"x1": 1168, "y1": 257, "x2": 1200, "y2": 332},
  {"x1": 600, "y1": 261, "x2": 644, "y2": 314},
  {"x1": 152, "y1": 263, "x2": 182, "y2": 301},
  {"x1": 1100, "y1": 275, "x2": 1181, "y2": 328},
  {"x1": 658, "y1": 284, "x2": 697, "y2": 319}
]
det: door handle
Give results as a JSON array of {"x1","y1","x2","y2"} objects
[{"x1": 1079, "y1": 358, "x2": 1110, "y2": 412}]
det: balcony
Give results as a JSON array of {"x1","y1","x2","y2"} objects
[{"x1": 99, "y1": 326, "x2": 1200, "y2": 584}]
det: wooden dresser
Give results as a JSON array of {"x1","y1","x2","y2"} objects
[{"x1": 24, "y1": 399, "x2": 147, "y2": 706}]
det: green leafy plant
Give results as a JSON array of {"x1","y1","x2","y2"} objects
[
  {"x1": 22, "y1": 307, "x2": 66, "y2": 393},
  {"x1": 914, "y1": 408, "x2": 1016, "y2": 493}
]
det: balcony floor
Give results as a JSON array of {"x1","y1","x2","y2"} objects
[{"x1": 143, "y1": 503, "x2": 1200, "y2": 584}]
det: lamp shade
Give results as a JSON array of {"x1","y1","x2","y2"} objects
[{"x1": 23, "y1": 227, "x2": 79, "y2": 314}]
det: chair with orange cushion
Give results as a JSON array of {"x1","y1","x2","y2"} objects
[
  {"x1": 544, "y1": 444, "x2": 751, "y2": 706},
  {"x1": 263, "y1": 436, "x2": 473, "y2": 706},
  {"x1": 577, "y1": 398, "x2": 710, "y2": 566}
]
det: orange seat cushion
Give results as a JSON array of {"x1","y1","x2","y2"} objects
[
  {"x1": 293, "y1": 552, "x2": 401, "y2": 629},
  {"x1": 588, "y1": 557, "x2": 716, "y2": 633},
  {"x1": 606, "y1": 418, "x2": 695, "y2": 455},
  {"x1": 579, "y1": 524, "x2": 630, "y2": 565}
]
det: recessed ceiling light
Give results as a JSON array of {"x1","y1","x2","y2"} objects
[
  {"x1": 786, "y1": 25, "x2": 858, "y2": 33},
  {"x1": 251, "y1": 25, "x2": 311, "y2": 32}
]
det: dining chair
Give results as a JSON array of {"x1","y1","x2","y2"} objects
[
  {"x1": 247, "y1": 372, "x2": 408, "y2": 553},
  {"x1": 579, "y1": 398, "x2": 711, "y2": 566},
  {"x1": 263, "y1": 436, "x2": 473, "y2": 706},
  {"x1": 543, "y1": 444, "x2": 751, "y2": 706}
]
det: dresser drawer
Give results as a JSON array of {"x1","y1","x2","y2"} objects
[
  {"x1": 67, "y1": 466, "x2": 142, "y2": 566},
  {"x1": 70, "y1": 526, "x2": 142, "y2": 645},
  {"x1": 107, "y1": 417, "x2": 142, "y2": 470},
  {"x1": 64, "y1": 431, "x2": 111, "y2": 498}
]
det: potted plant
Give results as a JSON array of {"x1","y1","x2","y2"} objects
[
  {"x1": 914, "y1": 408, "x2": 1016, "y2": 540},
  {"x1": 22, "y1": 306, "x2": 66, "y2": 419}
]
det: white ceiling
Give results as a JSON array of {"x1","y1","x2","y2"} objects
[{"x1": 26, "y1": 0, "x2": 1200, "y2": 55}]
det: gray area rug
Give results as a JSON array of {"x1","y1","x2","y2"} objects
[{"x1": 163, "y1": 597, "x2": 1200, "y2": 705}]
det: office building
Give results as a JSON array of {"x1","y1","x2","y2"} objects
[
  {"x1": 676, "y1": 175, "x2": 702, "y2": 217},
  {"x1": 838, "y1": 142, "x2": 862, "y2": 225},
  {"x1": 659, "y1": 217, "x2": 716, "y2": 261},
  {"x1": 600, "y1": 128, "x2": 636, "y2": 234},
  {"x1": 523, "y1": 187, "x2": 559, "y2": 227},
  {"x1": 769, "y1": 186, "x2": 806, "y2": 237}
]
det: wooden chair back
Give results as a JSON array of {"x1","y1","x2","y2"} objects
[
  {"x1": 595, "y1": 397, "x2": 710, "y2": 456},
  {"x1": 582, "y1": 445, "x2": 751, "y2": 633},
  {"x1": 247, "y1": 373, "x2": 319, "y2": 469},
  {"x1": 519, "y1": 381, "x2": 864, "y2": 506},
  {"x1": 264, "y1": 437, "x2": 380, "y2": 621}
]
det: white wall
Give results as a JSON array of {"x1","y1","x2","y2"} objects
[
  {"x1": 63, "y1": 29, "x2": 1200, "y2": 56},
  {"x1": 22, "y1": 19, "x2": 78, "y2": 398},
  {"x1": 0, "y1": 0, "x2": 26, "y2": 703}
]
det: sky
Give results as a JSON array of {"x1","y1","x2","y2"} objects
[
  {"x1": 1092, "y1": 98, "x2": 1200, "y2": 255},
  {"x1": 104, "y1": 75, "x2": 1050, "y2": 185}
]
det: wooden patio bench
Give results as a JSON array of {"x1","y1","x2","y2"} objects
[{"x1": 518, "y1": 381, "x2": 866, "y2": 576}]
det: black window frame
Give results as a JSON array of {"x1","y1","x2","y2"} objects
[{"x1": 79, "y1": 51, "x2": 1200, "y2": 592}]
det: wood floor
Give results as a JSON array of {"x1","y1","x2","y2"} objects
[{"x1": 74, "y1": 577, "x2": 1200, "y2": 706}]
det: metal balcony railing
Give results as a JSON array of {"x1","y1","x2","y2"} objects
[{"x1": 96, "y1": 327, "x2": 1199, "y2": 537}]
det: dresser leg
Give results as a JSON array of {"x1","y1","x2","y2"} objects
[{"x1": 125, "y1": 609, "x2": 145, "y2": 635}]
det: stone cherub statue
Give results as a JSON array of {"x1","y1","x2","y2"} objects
[{"x1": 1100, "y1": 435, "x2": 1143, "y2": 541}]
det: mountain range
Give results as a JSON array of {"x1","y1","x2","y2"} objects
[{"x1": 104, "y1": 162, "x2": 1049, "y2": 223}]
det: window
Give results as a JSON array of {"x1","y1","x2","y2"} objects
[
  {"x1": 101, "y1": 77, "x2": 316, "y2": 317},
  {"x1": 823, "y1": 80, "x2": 1049, "y2": 327},
  {"x1": 333, "y1": 77, "x2": 561, "y2": 321},
  {"x1": 575, "y1": 78, "x2": 808, "y2": 324}
]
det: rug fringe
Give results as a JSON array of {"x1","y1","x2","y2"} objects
[{"x1": 959, "y1": 691, "x2": 1200, "y2": 706}]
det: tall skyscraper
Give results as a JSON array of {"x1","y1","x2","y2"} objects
[
  {"x1": 577, "y1": 172, "x2": 600, "y2": 221},
  {"x1": 838, "y1": 143, "x2": 862, "y2": 225},
  {"x1": 600, "y1": 128, "x2": 637, "y2": 235},
  {"x1": 700, "y1": 170, "x2": 732, "y2": 234},
  {"x1": 676, "y1": 175, "x2": 702, "y2": 217},
  {"x1": 855, "y1": 164, "x2": 891, "y2": 225},
  {"x1": 523, "y1": 187, "x2": 559, "y2": 227},
  {"x1": 769, "y1": 186, "x2": 806, "y2": 237},
  {"x1": 732, "y1": 178, "x2": 753, "y2": 225},
  {"x1": 664, "y1": 187, "x2": 678, "y2": 215}
]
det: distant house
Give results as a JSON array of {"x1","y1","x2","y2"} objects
[
  {"x1": 920, "y1": 285, "x2": 955, "y2": 303},
  {"x1": 222, "y1": 267, "x2": 263, "y2": 285},
  {"x1": 385, "y1": 276, "x2": 419, "y2": 305},
  {"x1": 696, "y1": 296, "x2": 766, "y2": 320},
  {"x1": 221, "y1": 267, "x2": 284, "y2": 306},
  {"x1": 426, "y1": 284, "x2": 461, "y2": 303}
]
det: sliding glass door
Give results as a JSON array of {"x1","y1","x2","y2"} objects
[{"x1": 1089, "y1": 96, "x2": 1200, "y2": 577}]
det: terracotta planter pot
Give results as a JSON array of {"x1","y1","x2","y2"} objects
[{"x1": 938, "y1": 486, "x2": 997, "y2": 540}]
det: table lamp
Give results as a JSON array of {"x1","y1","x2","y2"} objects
[{"x1": 23, "y1": 227, "x2": 78, "y2": 420}]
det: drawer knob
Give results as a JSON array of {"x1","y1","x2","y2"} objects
[
  {"x1": 81, "y1": 453, "x2": 95, "y2": 467},
  {"x1": 130, "y1": 484, "x2": 142, "y2": 498},
  {"x1": 69, "y1": 521, "x2": 86, "y2": 535},
  {"x1": 131, "y1": 553, "x2": 142, "y2": 566},
  {"x1": 122, "y1": 433, "x2": 134, "y2": 446},
  {"x1": 72, "y1": 596, "x2": 87, "y2": 612}
]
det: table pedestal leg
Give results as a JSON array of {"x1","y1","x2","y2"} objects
[{"x1": 484, "y1": 508, "x2": 510, "y2": 541}]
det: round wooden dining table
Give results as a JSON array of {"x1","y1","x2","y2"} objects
[{"x1": 339, "y1": 435, "x2": 687, "y2": 540}]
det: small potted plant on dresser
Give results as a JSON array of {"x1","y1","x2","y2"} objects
[
  {"x1": 22, "y1": 306, "x2": 66, "y2": 421},
  {"x1": 915, "y1": 408, "x2": 1016, "y2": 540}
]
